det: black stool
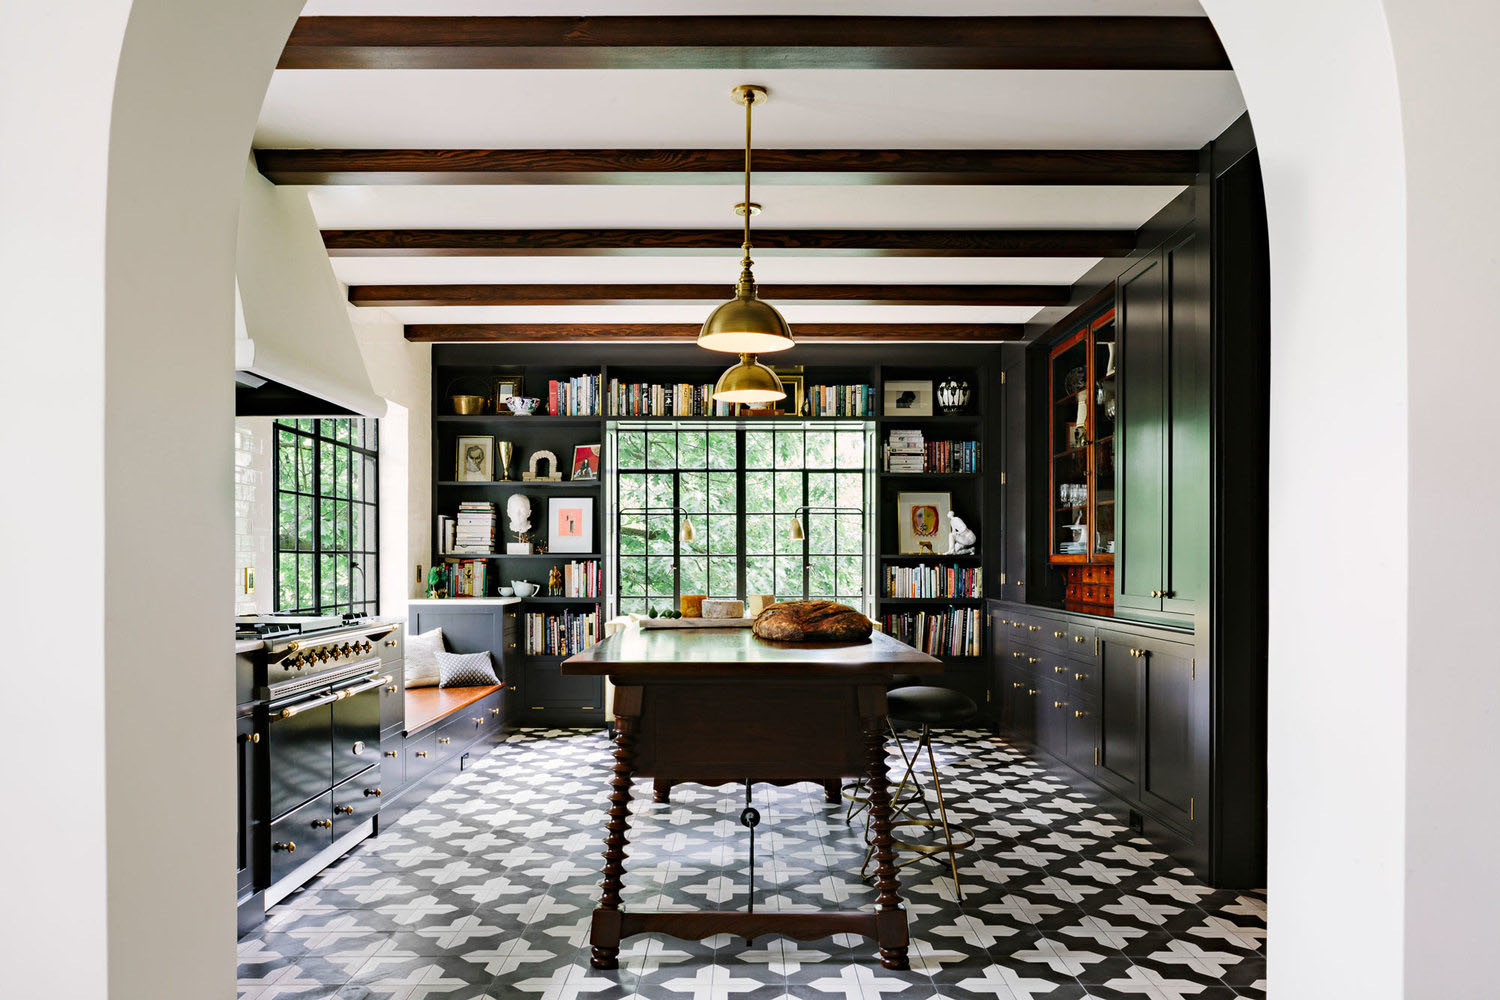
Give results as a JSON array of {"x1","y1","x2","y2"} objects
[{"x1": 864, "y1": 685, "x2": 978, "y2": 899}]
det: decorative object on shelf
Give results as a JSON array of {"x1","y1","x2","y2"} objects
[
  {"x1": 511, "y1": 580, "x2": 540, "y2": 598},
  {"x1": 425, "y1": 566, "x2": 447, "y2": 600},
  {"x1": 491, "y1": 373, "x2": 525, "y2": 412},
  {"x1": 498, "y1": 586, "x2": 515, "y2": 597},
  {"x1": 702, "y1": 598, "x2": 746, "y2": 619},
  {"x1": 746, "y1": 593, "x2": 775, "y2": 616},
  {"x1": 548, "y1": 564, "x2": 563, "y2": 596},
  {"x1": 571, "y1": 443, "x2": 601, "y2": 481},
  {"x1": 936, "y1": 378, "x2": 971, "y2": 414},
  {"x1": 505, "y1": 493, "x2": 533, "y2": 554},
  {"x1": 896, "y1": 491, "x2": 952, "y2": 554},
  {"x1": 447, "y1": 376, "x2": 490, "y2": 415},
  {"x1": 455, "y1": 434, "x2": 495, "y2": 482},
  {"x1": 771, "y1": 370, "x2": 805, "y2": 416},
  {"x1": 1068, "y1": 423, "x2": 1087, "y2": 450},
  {"x1": 883, "y1": 379, "x2": 934, "y2": 417},
  {"x1": 947, "y1": 511, "x2": 977, "y2": 555},
  {"x1": 1064, "y1": 366, "x2": 1087, "y2": 395},
  {"x1": 680, "y1": 594, "x2": 705, "y2": 617},
  {"x1": 548, "y1": 496, "x2": 595, "y2": 553},
  {"x1": 698, "y1": 84, "x2": 794, "y2": 357},
  {"x1": 1096, "y1": 341, "x2": 1118, "y2": 421},
  {"x1": 522, "y1": 449, "x2": 563, "y2": 482},
  {"x1": 497, "y1": 440, "x2": 514, "y2": 481},
  {"x1": 505, "y1": 395, "x2": 542, "y2": 416},
  {"x1": 752, "y1": 600, "x2": 873, "y2": 641}
]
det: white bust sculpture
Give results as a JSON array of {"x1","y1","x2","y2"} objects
[
  {"x1": 947, "y1": 511, "x2": 976, "y2": 555},
  {"x1": 506, "y1": 493, "x2": 532, "y2": 535}
]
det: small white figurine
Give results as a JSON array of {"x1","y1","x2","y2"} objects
[
  {"x1": 506, "y1": 493, "x2": 532, "y2": 535},
  {"x1": 947, "y1": 511, "x2": 976, "y2": 555}
]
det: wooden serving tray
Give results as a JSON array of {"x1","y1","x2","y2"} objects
[{"x1": 637, "y1": 616, "x2": 756, "y2": 629}]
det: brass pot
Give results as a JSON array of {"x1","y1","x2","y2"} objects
[{"x1": 450, "y1": 394, "x2": 487, "y2": 415}]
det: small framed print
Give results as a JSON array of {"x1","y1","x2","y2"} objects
[
  {"x1": 548, "y1": 497, "x2": 594, "y2": 553},
  {"x1": 571, "y1": 443, "x2": 601, "y2": 481},
  {"x1": 896, "y1": 491, "x2": 951, "y2": 554},
  {"x1": 455, "y1": 435, "x2": 495, "y2": 482},
  {"x1": 491, "y1": 373, "x2": 525, "y2": 411},
  {"x1": 883, "y1": 380, "x2": 934, "y2": 417},
  {"x1": 775, "y1": 373, "x2": 805, "y2": 416}
]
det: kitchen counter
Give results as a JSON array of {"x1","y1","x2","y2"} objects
[
  {"x1": 990, "y1": 597, "x2": 1194, "y2": 634},
  {"x1": 235, "y1": 639, "x2": 265, "y2": 654}
]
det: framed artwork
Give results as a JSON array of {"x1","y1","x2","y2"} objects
[
  {"x1": 548, "y1": 497, "x2": 594, "y2": 553},
  {"x1": 491, "y1": 373, "x2": 525, "y2": 411},
  {"x1": 896, "y1": 491, "x2": 951, "y2": 554},
  {"x1": 571, "y1": 443, "x2": 601, "y2": 480},
  {"x1": 455, "y1": 435, "x2": 495, "y2": 482},
  {"x1": 883, "y1": 379, "x2": 934, "y2": 417},
  {"x1": 775, "y1": 373, "x2": 805, "y2": 416}
]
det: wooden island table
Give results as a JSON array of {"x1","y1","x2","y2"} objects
[{"x1": 562, "y1": 626, "x2": 940, "y2": 970}]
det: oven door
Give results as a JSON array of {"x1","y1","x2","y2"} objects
[
  {"x1": 332, "y1": 660, "x2": 386, "y2": 784},
  {"x1": 266, "y1": 689, "x2": 334, "y2": 820}
]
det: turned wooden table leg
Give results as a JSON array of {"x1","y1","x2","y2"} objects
[
  {"x1": 591, "y1": 712, "x2": 637, "y2": 969},
  {"x1": 864, "y1": 715, "x2": 910, "y2": 971},
  {"x1": 822, "y1": 778, "x2": 841, "y2": 804},
  {"x1": 653, "y1": 777, "x2": 672, "y2": 804}
]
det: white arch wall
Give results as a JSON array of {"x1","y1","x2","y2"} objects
[{"x1": 1, "y1": 1, "x2": 1497, "y2": 998}]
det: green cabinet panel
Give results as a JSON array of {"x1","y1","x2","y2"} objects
[{"x1": 1116, "y1": 255, "x2": 1167, "y2": 615}]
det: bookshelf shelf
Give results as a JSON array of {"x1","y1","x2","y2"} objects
[
  {"x1": 521, "y1": 596, "x2": 602, "y2": 605},
  {"x1": 878, "y1": 472, "x2": 982, "y2": 480},
  {"x1": 436, "y1": 480, "x2": 601, "y2": 489},
  {"x1": 436, "y1": 414, "x2": 602, "y2": 425}
]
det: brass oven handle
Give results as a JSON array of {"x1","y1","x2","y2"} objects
[
  {"x1": 340, "y1": 674, "x2": 393, "y2": 698},
  {"x1": 278, "y1": 690, "x2": 343, "y2": 719}
]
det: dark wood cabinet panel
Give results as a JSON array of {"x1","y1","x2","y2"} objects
[
  {"x1": 1115, "y1": 254, "x2": 1167, "y2": 615},
  {"x1": 1141, "y1": 643, "x2": 1195, "y2": 826},
  {"x1": 523, "y1": 661, "x2": 602, "y2": 710},
  {"x1": 1003, "y1": 357, "x2": 1029, "y2": 602},
  {"x1": 1096, "y1": 635, "x2": 1144, "y2": 798},
  {"x1": 1065, "y1": 693, "x2": 1098, "y2": 774},
  {"x1": 1036, "y1": 677, "x2": 1069, "y2": 758},
  {"x1": 1163, "y1": 228, "x2": 1209, "y2": 619}
]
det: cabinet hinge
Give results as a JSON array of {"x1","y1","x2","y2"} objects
[
  {"x1": 1000, "y1": 471, "x2": 1007, "y2": 485},
  {"x1": 1094, "y1": 746, "x2": 1100, "y2": 766},
  {"x1": 1000, "y1": 572, "x2": 1007, "y2": 586},
  {"x1": 1190, "y1": 796, "x2": 1195, "y2": 821},
  {"x1": 1094, "y1": 636, "x2": 1100, "y2": 656}
]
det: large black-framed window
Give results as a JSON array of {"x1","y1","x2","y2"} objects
[
  {"x1": 274, "y1": 418, "x2": 379, "y2": 616},
  {"x1": 608, "y1": 420, "x2": 872, "y2": 617}
]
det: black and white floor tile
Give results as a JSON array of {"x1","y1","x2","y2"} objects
[{"x1": 239, "y1": 728, "x2": 1266, "y2": 1000}]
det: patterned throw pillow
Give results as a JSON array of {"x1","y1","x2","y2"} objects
[
  {"x1": 435, "y1": 649, "x2": 500, "y2": 689},
  {"x1": 404, "y1": 627, "x2": 445, "y2": 689}
]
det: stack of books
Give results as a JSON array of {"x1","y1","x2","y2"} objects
[
  {"x1": 884, "y1": 564, "x2": 983, "y2": 599},
  {"x1": 561, "y1": 560, "x2": 600, "y2": 598},
  {"x1": 922, "y1": 439, "x2": 980, "y2": 473},
  {"x1": 806, "y1": 383, "x2": 875, "y2": 416},
  {"x1": 548, "y1": 374, "x2": 602, "y2": 416},
  {"x1": 608, "y1": 379, "x2": 735, "y2": 417},
  {"x1": 884, "y1": 429, "x2": 926, "y2": 472},
  {"x1": 449, "y1": 501, "x2": 496, "y2": 554},
  {"x1": 441, "y1": 559, "x2": 488, "y2": 598},
  {"x1": 881, "y1": 608, "x2": 983, "y2": 657},
  {"x1": 525, "y1": 608, "x2": 601, "y2": 655}
]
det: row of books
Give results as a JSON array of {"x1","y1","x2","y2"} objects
[
  {"x1": 806, "y1": 383, "x2": 876, "y2": 417},
  {"x1": 607, "y1": 379, "x2": 735, "y2": 417},
  {"x1": 548, "y1": 375, "x2": 602, "y2": 416},
  {"x1": 882, "y1": 608, "x2": 984, "y2": 658},
  {"x1": 883, "y1": 429, "x2": 980, "y2": 473},
  {"x1": 883, "y1": 564, "x2": 983, "y2": 599},
  {"x1": 439, "y1": 559, "x2": 489, "y2": 598},
  {"x1": 437, "y1": 501, "x2": 496, "y2": 555},
  {"x1": 560, "y1": 559, "x2": 600, "y2": 598},
  {"x1": 524, "y1": 609, "x2": 601, "y2": 655}
]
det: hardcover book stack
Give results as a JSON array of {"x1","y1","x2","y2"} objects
[
  {"x1": 525, "y1": 608, "x2": 601, "y2": 655},
  {"x1": 548, "y1": 374, "x2": 602, "y2": 416},
  {"x1": 884, "y1": 429, "x2": 926, "y2": 472},
  {"x1": 561, "y1": 560, "x2": 600, "y2": 598},
  {"x1": 923, "y1": 439, "x2": 980, "y2": 473},
  {"x1": 449, "y1": 501, "x2": 496, "y2": 554},
  {"x1": 881, "y1": 607, "x2": 983, "y2": 657}
]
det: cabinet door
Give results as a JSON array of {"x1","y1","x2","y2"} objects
[
  {"x1": 1140, "y1": 643, "x2": 1196, "y2": 828},
  {"x1": 1163, "y1": 229, "x2": 1210, "y2": 618},
  {"x1": 235, "y1": 714, "x2": 257, "y2": 894},
  {"x1": 1115, "y1": 254, "x2": 1167, "y2": 615},
  {"x1": 1035, "y1": 678, "x2": 1069, "y2": 759},
  {"x1": 1065, "y1": 693, "x2": 1098, "y2": 775},
  {"x1": 1095, "y1": 634, "x2": 1143, "y2": 799},
  {"x1": 1002, "y1": 357, "x2": 1028, "y2": 602}
]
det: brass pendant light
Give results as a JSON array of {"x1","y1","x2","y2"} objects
[
  {"x1": 711, "y1": 352, "x2": 785, "y2": 404},
  {"x1": 702, "y1": 85, "x2": 795, "y2": 376}
]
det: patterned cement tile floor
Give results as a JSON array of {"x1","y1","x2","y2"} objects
[{"x1": 238, "y1": 728, "x2": 1266, "y2": 1000}]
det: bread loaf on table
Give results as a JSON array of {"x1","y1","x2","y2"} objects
[{"x1": 751, "y1": 600, "x2": 873, "y2": 642}]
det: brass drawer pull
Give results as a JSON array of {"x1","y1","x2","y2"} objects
[
  {"x1": 438, "y1": 737, "x2": 451, "y2": 745},
  {"x1": 364, "y1": 787, "x2": 382, "y2": 797},
  {"x1": 1027, "y1": 689, "x2": 1038, "y2": 696},
  {"x1": 414, "y1": 751, "x2": 428, "y2": 758},
  {"x1": 1075, "y1": 672, "x2": 1087, "y2": 682},
  {"x1": 1026, "y1": 657, "x2": 1038, "y2": 665},
  {"x1": 383, "y1": 750, "x2": 399, "y2": 758},
  {"x1": 273, "y1": 841, "x2": 296, "y2": 853},
  {"x1": 490, "y1": 708, "x2": 501, "y2": 716},
  {"x1": 1053, "y1": 666, "x2": 1066, "y2": 674},
  {"x1": 1074, "y1": 635, "x2": 1085, "y2": 644},
  {"x1": 1028, "y1": 625, "x2": 1040, "y2": 632},
  {"x1": 1012, "y1": 651, "x2": 1023, "y2": 659},
  {"x1": 384, "y1": 639, "x2": 398, "y2": 647},
  {"x1": 240, "y1": 731, "x2": 260, "y2": 744},
  {"x1": 335, "y1": 805, "x2": 355, "y2": 815},
  {"x1": 1012, "y1": 682, "x2": 1023, "y2": 689},
  {"x1": 385, "y1": 685, "x2": 397, "y2": 694},
  {"x1": 1074, "y1": 709, "x2": 1090, "y2": 719},
  {"x1": 311, "y1": 818, "x2": 332, "y2": 829},
  {"x1": 1053, "y1": 631, "x2": 1065, "y2": 639},
  {"x1": 1053, "y1": 700, "x2": 1067, "y2": 710}
]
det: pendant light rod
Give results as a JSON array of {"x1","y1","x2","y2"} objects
[{"x1": 743, "y1": 84, "x2": 753, "y2": 258}]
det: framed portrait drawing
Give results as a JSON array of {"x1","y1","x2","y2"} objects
[
  {"x1": 571, "y1": 443, "x2": 601, "y2": 481},
  {"x1": 548, "y1": 497, "x2": 594, "y2": 553},
  {"x1": 883, "y1": 380, "x2": 934, "y2": 417},
  {"x1": 896, "y1": 491, "x2": 951, "y2": 554},
  {"x1": 455, "y1": 435, "x2": 495, "y2": 482}
]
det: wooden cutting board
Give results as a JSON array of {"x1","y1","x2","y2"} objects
[{"x1": 636, "y1": 616, "x2": 756, "y2": 629}]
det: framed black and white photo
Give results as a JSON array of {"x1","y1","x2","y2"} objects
[
  {"x1": 896, "y1": 491, "x2": 951, "y2": 554},
  {"x1": 883, "y1": 379, "x2": 934, "y2": 417},
  {"x1": 548, "y1": 497, "x2": 594, "y2": 553},
  {"x1": 455, "y1": 435, "x2": 495, "y2": 482}
]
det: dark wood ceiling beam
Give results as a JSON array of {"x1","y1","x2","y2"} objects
[
  {"x1": 279, "y1": 16, "x2": 1230, "y2": 71},
  {"x1": 405, "y1": 323, "x2": 1025, "y2": 343},
  {"x1": 323, "y1": 229, "x2": 1134, "y2": 258},
  {"x1": 255, "y1": 148, "x2": 1201, "y2": 186},
  {"x1": 350, "y1": 283, "x2": 1071, "y2": 308}
]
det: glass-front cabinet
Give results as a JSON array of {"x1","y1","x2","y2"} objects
[{"x1": 1047, "y1": 309, "x2": 1117, "y2": 608}]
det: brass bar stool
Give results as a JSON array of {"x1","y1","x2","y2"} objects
[
  {"x1": 843, "y1": 674, "x2": 922, "y2": 824},
  {"x1": 860, "y1": 685, "x2": 978, "y2": 899}
]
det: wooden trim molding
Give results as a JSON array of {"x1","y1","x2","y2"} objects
[
  {"x1": 279, "y1": 16, "x2": 1231, "y2": 71},
  {"x1": 324, "y1": 229, "x2": 1135, "y2": 257},
  {"x1": 255, "y1": 148, "x2": 1201, "y2": 186},
  {"x1": 350, "y1": 283, "x2": 1071, "y2": 308},
  {"x1": 404, "y1": 323, "x2": 1026, "y2": 343}
]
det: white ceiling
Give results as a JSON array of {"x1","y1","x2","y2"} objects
[{"x1": 260, "y1": 2, "x2": 1238, "y2": 333}]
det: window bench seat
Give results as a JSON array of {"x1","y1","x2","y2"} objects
[{"x1": 403, "y1": 684, "x2": 504, "y2": 736}]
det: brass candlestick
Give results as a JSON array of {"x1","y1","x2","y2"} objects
[{"x1": 497, "y1": 440, "x2": 514, "y2": 481}]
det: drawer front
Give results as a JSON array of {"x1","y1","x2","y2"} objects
[
  {"x1": 1067, "y1": 655, "x2": 1100, "y2": 701},
  {"x1": 268, "y1": 790, "x2": 334, "y2": 886},
  {"x1": 379, "y1": 670, "x2": 405, "y2": 733},
  {"x1": 523, "y1": 663, "x2": 602, "y2": 710},
  {"x1": 1003, "y1": 646, "x2": 1042, "y2": 672},
  {"x1": 377, "y1": 625, "x2": 404, "y2": 668},
  {"x1": 333, "y1": 766, "x2": 383, "y2": 839},
  {"x1": 404, "y1": 730, "x2": 439, "y2": 784},
  {"x1": 437, "y1": 691, "x2": 504, "y2": 746},
  {"x1": 1036, "y1": 678, "x2": 1070, "y2": 758},
  {"x1": 378, "y1": 741, "x2": 407, "y2": 794}
]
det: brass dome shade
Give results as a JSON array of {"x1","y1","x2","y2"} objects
[
  {"x1": 711, "y1": 353, "x2": 786, "y2": 404},
  {"x1": 698, "y1": 84, "x2": 794, "y2": 354}
]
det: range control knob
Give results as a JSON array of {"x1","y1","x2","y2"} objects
[{"x1": 340, "y1": 643, "x2": 353, "y2": 656}]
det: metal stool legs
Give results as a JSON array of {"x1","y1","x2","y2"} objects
[{"x1": 858, "y1": 723, "x2": 974, "y2": 899}]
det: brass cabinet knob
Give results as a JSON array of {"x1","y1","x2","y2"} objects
[
  {"x1": 1012, "y1": 651, "x2": 1023, "y2": 659},
  {"x1": 311, "y1": 818, "x2": 332, "y2": 829},
  {"x1": 1053, "y1": 631, "x2": 1065, "y2": 639},
  {"x1": 385, "y1": 685, "x2": 397, "y2": 694},
  {"x1": 1011, "y1": 622, "x2": 1023, "y2": 629},
  {"x1": 1000, "y1": 618, "x2": 1010, "y2": 625},
  {"x1": 472, "y1": 716, "x2": 483, "y2": 725},
  {"x1": 1027, "y1": 689, "x2": 1038, "y2": 696},
  {"x1": 1074, "y1": 635, "x2": 1085, "y2": 644},
  {"x1": 1028, "y1": 625, "x2": 1040, "y2": 632},
  {"x1": 336, "y1": 805, "x2": 355, "y2": 815},
  {"x1": 490, "y1": 708, "x2": 500, "y2": 716},
  {"x1": 1012, "y1": 681, "x2": 1024, "y2": 689},
  {"x1": 240, "y1": 731, "x2": 261, "y2": 744},
  {"x1": 364, "y1": 787, "x2": 382, "y2": 797},
  {"x1": 1027, "y1": 657, "x2": 1038, "y2": 665},
  {"x1": 414, "y1": 751, "x2": 428, "y2": 758},
  {"x1": 506, "y1": 642, "x2": 518, "y2": 650},
  {"x1": 1053, "y1": 700, "x2": 1066, "y2": 710},
  {"x1": 437, "y1": 737, "x2": 451, "y2": 745},
  {"x1": 1053, "y1": 666, "x2": 1066, "y2": 674},
  {"x1": 1075, "y1": 672, "x2": 1087, "y2": 681},
  {"x1": 383, "y1": 750, "x2": 398, "y2": 758},
  {"x1": 273, "y1": 841, "x2": 296, "y2": 853},
  {"x1": 351, "y1": 741, "x2": 366, "y2": 756},
  {"x1": 1075, "y1": 710, "x2": 1090, "y2": 719},
  {"x1": 385, "y1": 639, "x2": 398, "y2": 647}
]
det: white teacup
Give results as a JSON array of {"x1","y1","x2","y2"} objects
[{"x1": 498, "y1": 586, "x2": 515, "y2": 597}]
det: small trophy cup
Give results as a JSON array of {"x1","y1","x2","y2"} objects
[{"x1": 497, "y1": 440, "x2": 514, "y2": 481}]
